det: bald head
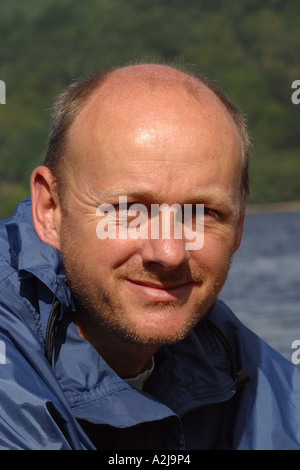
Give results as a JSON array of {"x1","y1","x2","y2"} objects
[
  {"x1": 86, "y1": 63, "x2": 213, "y2": 99},
  {"x1": 43, "y1": 63, "x2": 250, "y2": 206}
]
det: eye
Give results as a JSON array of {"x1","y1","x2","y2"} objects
[
  {"x1": 113, "y1": 202, "x2": 149, "y2": 225},
  {"x1": 204, "y1": 207, "x2": 215, "y2": 216},
  {"x1": 186, "y1": 205, "x2": 215, "y2": 218},
  {"x1": 113, "y1": 202, "x2": 137, "y2": 212}
]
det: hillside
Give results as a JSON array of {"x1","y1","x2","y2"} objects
[{"x1": 0, "y1": 0, "x2": 299, "y2": 219}]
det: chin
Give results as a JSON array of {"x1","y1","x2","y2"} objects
[{"x1": 118, "y1": 306, "x2": 205, "y2": 347}]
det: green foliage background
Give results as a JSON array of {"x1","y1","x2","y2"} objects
[{"x1": 0, "y1": 0, "x2": 299, "y2": 219}]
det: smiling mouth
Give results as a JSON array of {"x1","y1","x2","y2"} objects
[{"x1": 125, "y1": 278, "x2": 194, "y2": 302}]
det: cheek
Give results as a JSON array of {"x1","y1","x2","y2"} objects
[
  {"x1": 192, "y1": 231, "x2": 235, "y2": 272},
  {"x1": 90, "y1": 237, "x2": 142, "y2": 272},
  {"x1": 62, "y1": 211, "x2": 142, "y2": 274}
]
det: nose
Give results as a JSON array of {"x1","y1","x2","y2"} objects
[{"x1": 140, "y1": 236, "x2": 190, "y2": 270}]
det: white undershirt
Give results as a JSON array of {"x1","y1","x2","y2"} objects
[{"x1": 124, "y1": 357, "x2": 155, "y2": 391}]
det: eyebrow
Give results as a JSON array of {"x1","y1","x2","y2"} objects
[
  {"x1": 192, "y1": 192, "x2": 235, "y2": 212},
  {"x1": 99, "y1": 187, "x2": 235, "y2": 212}
]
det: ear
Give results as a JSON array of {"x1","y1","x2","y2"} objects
[
  {"x1": 233, "y1": 210, "x2": 245, "y2": 253},
  {"x1": 30, "y1": 166, "x2": 62, "y2": 251}
]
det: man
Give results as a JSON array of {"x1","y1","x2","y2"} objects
[{"x1": 0, "y1": 63, "x2": 299, "y2": 450}]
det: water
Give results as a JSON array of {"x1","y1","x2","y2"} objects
[{"x1": 220, "y1": 210, "x2": 300, "y2": 364}]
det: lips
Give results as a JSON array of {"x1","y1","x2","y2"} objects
[{"x1": 125, "y1": 278, "x2": 194, "y2": 302}]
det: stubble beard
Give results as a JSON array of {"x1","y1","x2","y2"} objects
[{"x1": 61, "y1": 260, "x2": 232, "y2": 350}]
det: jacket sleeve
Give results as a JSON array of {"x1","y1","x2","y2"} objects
[{"x1": 0, "y1": 289, "x2": 93, "y2": 450}]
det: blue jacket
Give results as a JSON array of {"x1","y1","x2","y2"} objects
[{"x1": 0, "y1": 197, "x2": 300, "y2": 450}]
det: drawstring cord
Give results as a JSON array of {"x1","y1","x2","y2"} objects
[
  {"x1": 207, "y1": 319, "x2": 250, "y2": 391},
  {"x1": 44, "y1": 298, "x2": 61, "y2": 365}
]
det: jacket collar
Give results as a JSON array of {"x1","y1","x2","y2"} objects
[
  {"x1": 145, "y1": 315, "x2": 237, "y2": 416},
  {"x1": 5, "y1": 197, "x2": 73, "y2": 309},
  {"x1": 52, "y1": 309, "x2": 237, "y2": 427}
]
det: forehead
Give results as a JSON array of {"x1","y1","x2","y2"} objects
[{"x1": 64, "y1": 73, "x2": 242, "y2": 203}]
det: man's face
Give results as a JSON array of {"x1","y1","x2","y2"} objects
[{"x1": 58, "y1": 80, "x2": 243, "y2": 348}]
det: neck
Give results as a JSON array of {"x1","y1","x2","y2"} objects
[{"x1": 75, "y1": 321, "x2": 159, "y2": 378}]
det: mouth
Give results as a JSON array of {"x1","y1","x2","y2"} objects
[{"x1": 125, "y1": 278, "x2": 194, "y2": 302}]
